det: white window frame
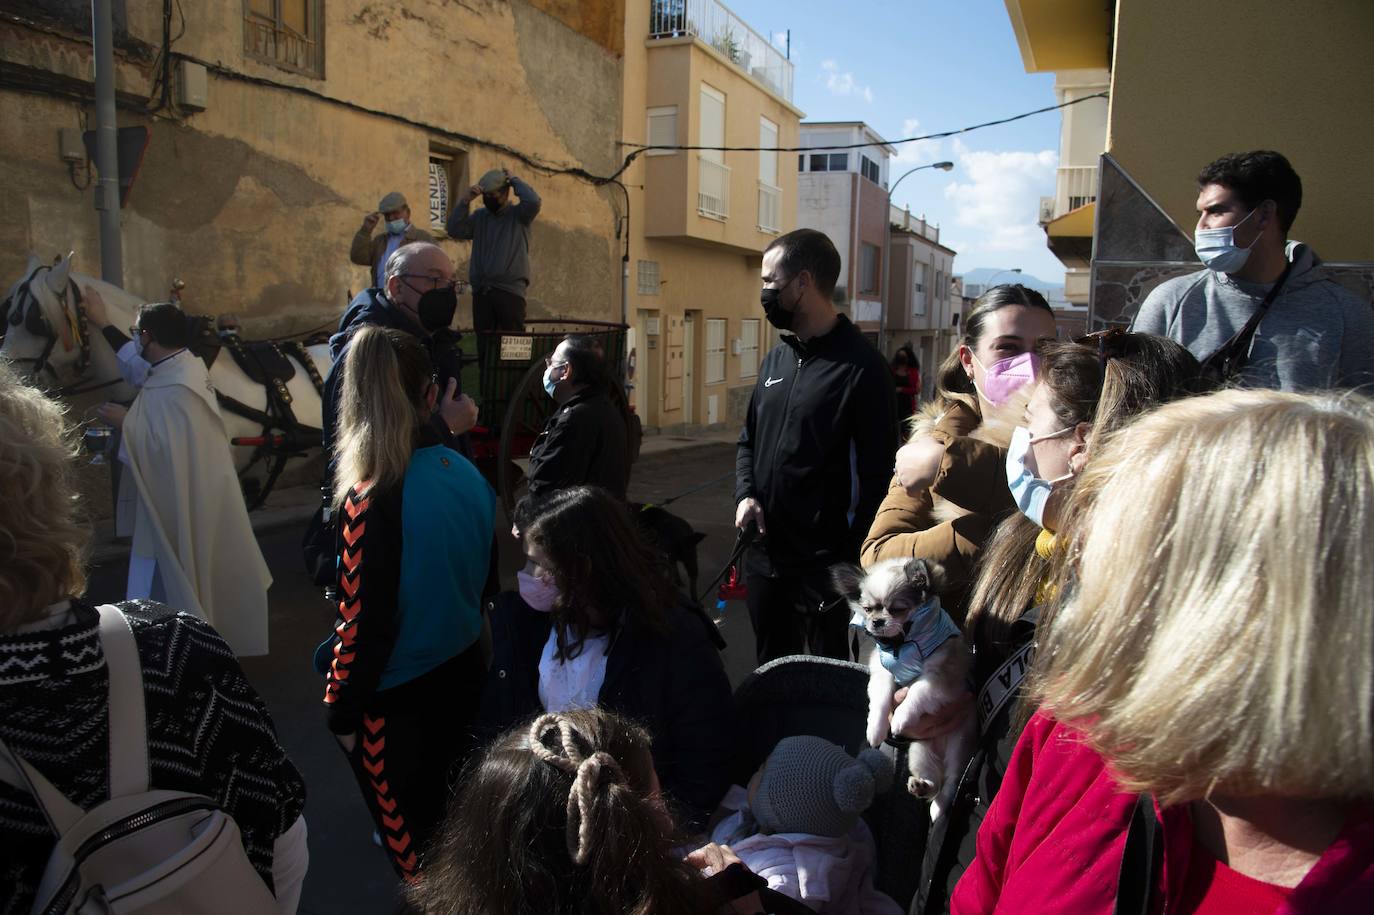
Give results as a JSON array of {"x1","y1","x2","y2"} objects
[
  {"x1": 646, "y1": 106, "x2": 678, "y2": 156},
  {"x1": 860, "y1": 244, "x2": 880, "y2": 295},
  {"x1": 705, "y1": 318, "x2": 727, "y2": 384},
  {"x1": 739, "y1": 318, "x2": 760, "y2": 378}
]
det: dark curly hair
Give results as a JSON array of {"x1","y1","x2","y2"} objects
[{"x1": 1197, "y1": 150, "x2": 1302, "y2": 233}]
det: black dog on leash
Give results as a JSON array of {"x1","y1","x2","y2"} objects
[{"x1": 634, "y1": 503, "x2": 707, "y2": 602}]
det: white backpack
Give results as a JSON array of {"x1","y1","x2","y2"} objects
[{"x1": 0, "y1": 604, "x2": 279, "y2": 914}]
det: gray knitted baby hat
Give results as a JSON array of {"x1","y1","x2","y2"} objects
[{"x1": 751, "y1": 736, "x2": 895, "y2": 837}]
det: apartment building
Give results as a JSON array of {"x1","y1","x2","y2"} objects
[
  {"x1": 795, "y1": 122, "x2": 895, "y2": 343},
  {"x1": 622, "y1": 0, "x2": 803, "y2": 431},
  {"x1": 887, "y1": 206, "x2": 958, "y2": 397}
]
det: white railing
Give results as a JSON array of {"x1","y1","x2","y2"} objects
[
  {"x1": 1053, "y1": 165, "x2": 1098, "y2": 219},
  {"x1": 648, "y1": 0, "x2": 795, "y2": 103},
  {"x1": 698, "y1": 157, "x2": 731, "y2": 219},
  {"x1": 757, "y1": 181, "x2": 781, "y2": 233}
]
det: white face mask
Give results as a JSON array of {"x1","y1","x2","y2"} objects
[
  {"x1": 1194, "y1": 208, "x2": 1259, "y2": 273},
  {"x1": 1006, "y1": 425, "x2": 1074, "y2": 528}
]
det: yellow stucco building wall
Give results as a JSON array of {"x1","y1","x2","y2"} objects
[
  {"x1": 621, "y1": 0, "x2": 802, "y2": 431},
  {"x1": 1107, "y1": 0, "x2": 1374, "y2": 261},
  {"x1": 0, "y1": 0, "x2": 626, "y2": 335}
]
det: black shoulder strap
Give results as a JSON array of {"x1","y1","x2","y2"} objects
[
  {"x1": 1200, "y1": 260, "x2": 1294, "y2": 381},
  {"x1": 1113, "y1": 793, "x2": 1164, "y2": 915}
]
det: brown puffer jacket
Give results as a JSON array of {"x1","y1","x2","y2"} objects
[{"x1": 860, "y1": 396, "x2": 1018, "y2": 624}]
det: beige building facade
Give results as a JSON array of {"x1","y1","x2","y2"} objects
[
  {"x1": 1, "y1": 0, "x2": 627, "y2": 337},
  {"x1": 622, "y1": 0, "x2": 802, "y2": 432},
  {"x1": 886, "y1": 206, "x2": 958, "y2": 399}
]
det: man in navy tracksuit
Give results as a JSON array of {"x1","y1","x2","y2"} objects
[{"x1": 735, "y1": 229, "x2": 898, "y2": 663}]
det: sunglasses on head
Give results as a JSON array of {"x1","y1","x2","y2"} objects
[{"x1": 1074, "y1": 327, "x2": 1129, "y2": 371}]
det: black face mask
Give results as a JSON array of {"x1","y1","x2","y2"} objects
[
  {"x1": 760, "y1": 275, "x2": 798, "y2": 331},
  {"x1": 483, "y1": 196, "x2": 503, "y2": 214},
  {"x1": 415, "y1": 285, "x2": 458, "y2": 333}
]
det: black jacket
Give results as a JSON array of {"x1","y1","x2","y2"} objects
[
  {"x1": 321, "y1": 288, "x2": 467, "y2": 462},
  {"x1": 474, "y1": 593, "x2": 735, "y2": 831},
  {"x1": 526, "y1": 387, "x2": 630, "y2": 500},
  {"x1": 735, "y1": 314, "x2": 897, "y2": 571}
]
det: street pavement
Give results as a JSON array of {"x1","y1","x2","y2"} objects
[{"x1": 82, "y1": 435, "x2": 758, "y2": 914}]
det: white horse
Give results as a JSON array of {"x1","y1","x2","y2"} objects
[{"x1": 2, "y1": 253, "x2": 335, "y2": 505}]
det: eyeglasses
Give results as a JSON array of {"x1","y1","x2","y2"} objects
[
  {"x1": 129, "y1": 325, "x2": 143, "y2": 336},
  {"x1": 1074, "y1": 327, "x2": 1129, "y2": 371},
  {"x1": 544, "y1": 354, "x2": 568, "y2": 369},
  {"x1": 398, "y1": 274, "x2": 460, "y2": 293}
]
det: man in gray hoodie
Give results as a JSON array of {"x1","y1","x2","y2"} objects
[
  {"x1": 446, "y1": 168, "x2": 541, "y2": 372},
  {"x1": 1133, "y1": 150, "x2": 1374, "y2": 390}
]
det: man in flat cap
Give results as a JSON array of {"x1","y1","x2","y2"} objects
[
  {"x1": 351, "y1": 191, "x2": 434, "y2": 289},
  {"x1": 446, "y1": 168, "x2": 541, "y2": 370}
]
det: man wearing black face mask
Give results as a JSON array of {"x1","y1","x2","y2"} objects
[
  {"x1": 445, "y1": 168, "x2": 541, "y2": 377},
  {"x1": 735, "y1": 228, "x2": 898, "y2": 664},
  {"x1": 322, "y1": 242, "x2": 479, "y2": 466}
]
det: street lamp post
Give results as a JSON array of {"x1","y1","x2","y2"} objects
[{"x1": 881, "y1": 161, "x2": 954, "y2": 355}]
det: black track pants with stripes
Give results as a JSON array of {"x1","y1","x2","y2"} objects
[{"x1": 340, "y1": 643, "x2": 485, "y2": 881}]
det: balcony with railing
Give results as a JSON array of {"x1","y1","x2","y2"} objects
[
  {"x1": 757, "y1": 181, "x2": 781, "y2": 233},
  {"x1": 1041, "y1": 165, "x2": 1098, "y2": 223},
  {"x1": 698, "y1": 158, "x2": 731, "y2": 220},
  {"x1": 649, "y1": 0, "x2": 795, "y2": 103}
]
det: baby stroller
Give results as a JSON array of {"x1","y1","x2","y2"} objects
[{"x1": 731, "y1": 654, "x2": 931, "y2": 911}]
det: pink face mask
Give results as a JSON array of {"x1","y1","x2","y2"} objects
[
  {"x1": 517, "y1": 569, "x2": 559, "y2": 613},
  {"x1": 972, "y1": 351, "x2": 1039, "y2": 406}
]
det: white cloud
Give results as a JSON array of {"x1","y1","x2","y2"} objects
[
  {"x1": 938, "y1": 141, "x2": 1064, "y2": 280},
  {"x1": 890, "y1": 117, "x2": 946, "y2": 167},
  {"x1": 819, "y1": 60, "x2": 873, "y2": 104}
]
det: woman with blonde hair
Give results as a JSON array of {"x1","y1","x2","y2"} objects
[
  {"x1": 319, "y1": 325, "x2": 496, "y2": 881},
  {"x1": 0, "y1": 365, "x2": 307, "y2": 912},
  {"x1": 952, "y1": 389, "x2": 1374, "y2": 914}
]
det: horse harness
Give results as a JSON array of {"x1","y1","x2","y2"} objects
[
  {"x1": 185, "y1": 315, "x2": 325, "y2": 510},
  {"x1": 2, "y1": 266, "x2": 93, "y2": 387}
]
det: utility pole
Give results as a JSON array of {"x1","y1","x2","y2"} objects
[{"x1": 92, "y1": 0, "x2": 123, "y2": 286}]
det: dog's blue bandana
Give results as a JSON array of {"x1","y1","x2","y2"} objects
[{"x1": 852, "y1": 598, "x2": 960, "y2": 686}]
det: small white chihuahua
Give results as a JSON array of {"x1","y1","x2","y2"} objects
[{"x1": 832, "y1": 558, "x2": 974, "y2": 820}]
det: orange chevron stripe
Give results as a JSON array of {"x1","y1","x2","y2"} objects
[
  {"x1": 386, "y1": 832, "x2": 411, "y2": 854},
  {"x1": 375, "y1": 794, "x2": 396, "y2": 814},
  {"x1": 322, "y1": 690, "x2": 336, "y2": 704},
  {"x1": 396, "y1": 851, "x2": 417, "y2": 874},
  {"x1": 363, "y1": 756, "x2": 384, "y2": 778},
  {"x1": 341, "y1": 547, "x2": 361, "y2": 572},
  {"x1": 338, "y1": 599, "x2": 361, "y2": 623},
  {"x1": 341, "y1": 521, "x2": 366, "y2": 546},
  {"x1": 363, "y1": 716, "x2": 386, "y2": 734},
  {"x1": 344, "y1": 496, "x2": 370, "y2": 519},
  {"x1": 329, "y1": 662, "x2": 349, "y2": 681},
  {"x1": 362, "y1": 735, "x2": 384, "y2": 757},
  {"x1": 369, "y1": 779, "x2": 390, "y2": 796},
  {"x1": 381, "y1": 812, "x2": 405, "y2": 832},
  {"x1": 340, "y1": 574, "x2": 360, "y2": 598}
]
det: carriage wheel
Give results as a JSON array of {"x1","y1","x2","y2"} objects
[{"x1": 497, "y1": 359, "x2": 555, "y2": 517}]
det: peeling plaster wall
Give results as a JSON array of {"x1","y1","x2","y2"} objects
[{"x1": 0, "y1": 0, "x2": 625, "y2": 335}]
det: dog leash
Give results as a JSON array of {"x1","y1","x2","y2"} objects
[
  {"x1": 695, "y1": 523, "x2": 758, "y2": 606},
  {"x1": 643, "y1": 469, "x2": 735, "y2": 510}
]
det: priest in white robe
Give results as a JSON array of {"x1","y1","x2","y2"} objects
[{"x1": 96, "y1": 302, "x2": 272, "y2": 657}]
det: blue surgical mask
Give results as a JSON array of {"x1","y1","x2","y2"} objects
[
  {"x1": 1006, "y1": 425, "x2": 1074, "y2": 528},
  {"x1": 542, "y1": 364, "x2": 560, "y2": 398},
  {"x1": 386, "y1": 218, "x2": 408, "y2": 235},
  {"x1": 1194, "y1": 208, "x2": 1259, "y2": 273}
]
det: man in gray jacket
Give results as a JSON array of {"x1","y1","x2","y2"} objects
[
  {"x1": 446, "y1": 168, "x2": 541, "y2": 371},
  {"x1": 1133, "y1": 150, "x2": 1374, "y2": 390}
]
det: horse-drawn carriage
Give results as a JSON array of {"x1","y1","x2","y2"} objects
[{"x1": 1, "y1": 255, "x2": 629, "y2": 514}]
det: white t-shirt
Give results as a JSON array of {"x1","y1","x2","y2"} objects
[{"x1": 537, "y1": 627, "x2": 610, "y2": 712}]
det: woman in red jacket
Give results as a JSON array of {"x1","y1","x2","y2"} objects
[{"x1": 953, "y1": 389, "x2": 1374, "y2": 914}]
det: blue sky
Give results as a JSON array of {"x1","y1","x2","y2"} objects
[{"x1": 722, "y1": 0, "x2": 1067, "y2": 284}]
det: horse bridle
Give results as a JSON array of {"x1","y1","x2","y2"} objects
[{"x1": 2, "y1": 266, "x2": 95, "y2": 389}]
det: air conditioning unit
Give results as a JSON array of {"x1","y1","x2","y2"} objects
[{"x1": 1038, "y1": 196, "x2": 1055, "y2": 225}]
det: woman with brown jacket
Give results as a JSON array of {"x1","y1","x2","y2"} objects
[{"x1": 860, "y1": 285, "x2": 1056, "y2": 622}]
